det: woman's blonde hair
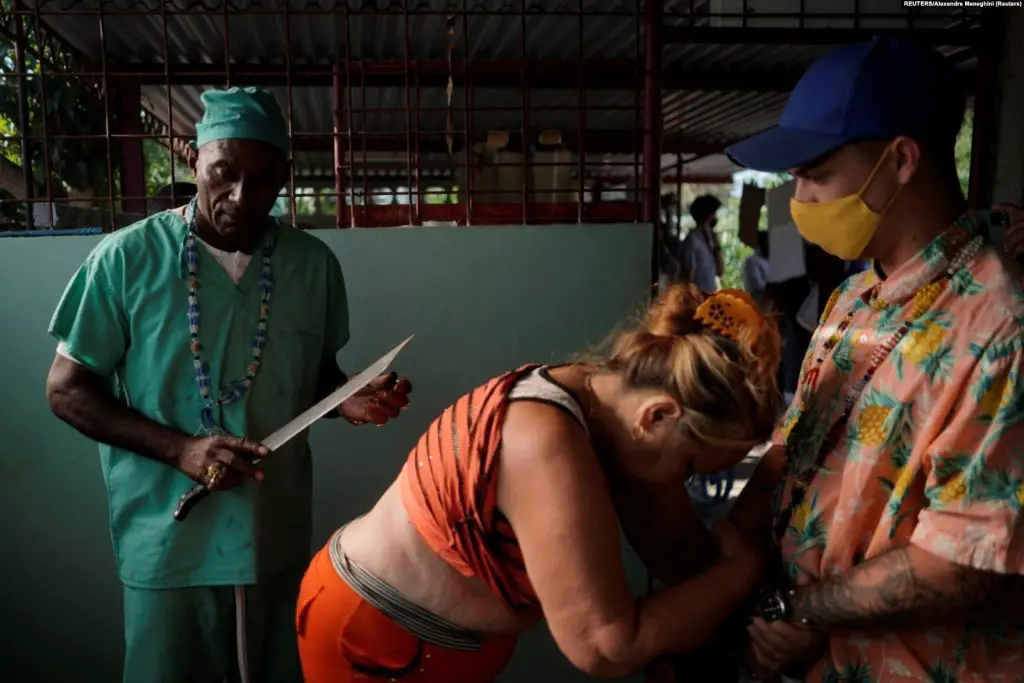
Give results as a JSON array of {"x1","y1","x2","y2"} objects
[{"x1": 601, "y1": 283, "x2": 782, "y2": 452}]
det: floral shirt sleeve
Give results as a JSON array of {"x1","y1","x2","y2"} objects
[{"x1": 912, "y1": 330, "x2": 1024, "y2": 574}]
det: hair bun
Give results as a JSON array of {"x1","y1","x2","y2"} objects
[
  {"x1": 646, "y1": 284, "x2": 782, "y2": 389},
  {"x1": 645, "y1": 283, "x2": 707, "y2": 337}
]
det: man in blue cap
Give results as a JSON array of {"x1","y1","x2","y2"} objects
[
  {"x1": 45, "y1": 87, "x2": 412, "y2": 683},
  {"x1": 722, "y1": 37, "x2": 1024, "y2": 681}
]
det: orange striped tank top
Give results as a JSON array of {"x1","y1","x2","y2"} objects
[{"x1": 398, "y1": 364, "x2": 587, "y2": 617}]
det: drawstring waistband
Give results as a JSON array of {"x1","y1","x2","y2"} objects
[{"x1": 328, "y1": 528, "x2": 485, "y2": 652}]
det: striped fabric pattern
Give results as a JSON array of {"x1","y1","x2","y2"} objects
[{"x1": 399, "y1": 364, "x2": 545, "y2": 617}]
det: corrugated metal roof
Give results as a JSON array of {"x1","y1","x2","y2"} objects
[
  {"x1": 25, "y1": 0, "x2": 981, "y2": 66},
  {"x1": 142, "y1": 84, "x2": 639, "y2": 137},
  {"x1": 29, "y1": 0, "x2": 980, "y2": 72},
  {"x1": 26, "y1": 0, "x2": 981, "y2": 181},
  {"x1": 28, "y1": 0, "x2": 652, "y2": 64}
]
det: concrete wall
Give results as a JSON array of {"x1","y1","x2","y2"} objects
[{"x1": 0, "y1": 224, "x2": 653, "y2": 683}]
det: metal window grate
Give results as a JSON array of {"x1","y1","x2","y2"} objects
[{"x1": 0, "y1": 0, "x2": 980, "y2": 232}]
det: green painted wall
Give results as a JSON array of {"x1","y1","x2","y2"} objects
[{"x1": 0, "y1": 224, "x2": 652, "y2": 683}]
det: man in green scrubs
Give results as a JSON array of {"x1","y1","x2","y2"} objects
[{"x1": 45, "y1": 87, "x2": 412, "y2": 683}]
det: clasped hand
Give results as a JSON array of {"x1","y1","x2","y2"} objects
[
  {"x1": 338, "y1": 372, "x2": 413, "y2": 426},
  {"x1": 744, "y1": 614, "x2": 826, "y2": 680},
  {"x1": 710, "y1": 519, "x2": 826, "y2": 680}
]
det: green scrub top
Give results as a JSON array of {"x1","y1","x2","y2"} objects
[{"x1": 49, "y1": 211, "x2": 350, "y2": 589}]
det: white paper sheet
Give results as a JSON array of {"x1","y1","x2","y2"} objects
[{"x1": 261, "y1": 335, "x2": 414, "y2": 452}]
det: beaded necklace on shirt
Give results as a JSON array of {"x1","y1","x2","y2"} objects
[
  {"x1": 772, "y1": 233, "x2": 984, "y2": 544},
  {"x1": 184, "y1": 198, "x2": 277, "y2": 435}
]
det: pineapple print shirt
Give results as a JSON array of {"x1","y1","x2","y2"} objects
[{"x1": 774, "y1": 213, "x2": 1024, "y2": 682}]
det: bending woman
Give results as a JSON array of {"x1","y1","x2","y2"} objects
[{"x1": 297, "y1": 284, "x2": 782, "y2": 682}]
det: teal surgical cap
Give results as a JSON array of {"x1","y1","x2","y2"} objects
[{"x1": 194, "y1": 86, "x2": 289, "y2": 154}]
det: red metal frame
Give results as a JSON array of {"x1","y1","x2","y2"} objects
[
  {"x1": 117, "y1": 83, "x2": 145, "y2": 217},
  {"x1": 642, "y1": 0, "x2": 663, "y2": 229},
  {"x1": 643, "y1": 0, "x2": 663, "y2": 284},
  {"x1": 0, "y1": 1, "x2": 983, "y2": 232}
]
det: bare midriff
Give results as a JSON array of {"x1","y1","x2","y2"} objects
[{"x1": 338, "y1": 481, "x2": 538, "y2": 635}]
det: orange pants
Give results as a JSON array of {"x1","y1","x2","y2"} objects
[{"x1": 296, "y1": 544, "x2": 518, "y2": 683}]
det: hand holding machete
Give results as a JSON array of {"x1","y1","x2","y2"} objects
[
  {"x1": 173, "y1": 336, "x2": 414, "y2": 522},
  {"x1": 174, "y1": 435, "x2": 269, "y2": 492}
]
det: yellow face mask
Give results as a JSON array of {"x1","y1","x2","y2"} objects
[{"x1": 789, "y1": 146, "x2": 902, "y2": 261}]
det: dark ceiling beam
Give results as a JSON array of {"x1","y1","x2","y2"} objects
[
  {"x1": 589, "y1": 172, "x2": 734, "y2": 184},
  {"x1": 115, "y1": 58, "x2": 976, "y2": 93},
  {"x1": 290, "y1": 130, "x2": 724, "y2": 156},
  {"x1": 662, "y1": 67, "x2": 801, "y2": 93},
  {"x1": 662, "y1": 26, "x2": 979, "y2": 46},
  {"x1": 667, "y1": 64, "x2": 976, "y2": 98},
  {"x1": 113, "y1": 59, "x2": 801, "y2": 92},
  {"x1": 292, "y1": 172, "x2": 736, "y2": 186},
  {"x1": 659, "y1": 173, "x2": 734, "y2": 184}
]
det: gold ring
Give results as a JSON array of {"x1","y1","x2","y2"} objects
[{"x1": 205, "y1": 462, "x2": 226, "y2": 490}]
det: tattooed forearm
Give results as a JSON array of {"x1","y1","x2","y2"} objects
[{"x1": 790, "y1": 545, "x2": 1011, "y2": 632}]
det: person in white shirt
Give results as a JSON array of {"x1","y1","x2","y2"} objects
[{"x1": 678, "y1": 195, "x2": 724, "y2": 293}]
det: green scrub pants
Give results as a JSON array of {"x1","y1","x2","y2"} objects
[{"x1": 121, "y1": 566, "x2": 304, "y2": 683}]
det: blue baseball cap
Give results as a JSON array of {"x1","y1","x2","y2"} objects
[{"x1": 725, "y1": 36, "x2": 963, "y2": 173}]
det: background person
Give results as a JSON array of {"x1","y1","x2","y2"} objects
[
  {"x1": 45, "y1": 86, "x2": 411, "y2": 683},
  {"x1": 678, "y1": 194, "x2": 723, "y2": 292}
]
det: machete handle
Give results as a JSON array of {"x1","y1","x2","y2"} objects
[{"x1": 173, "y1": 483, "x2": 211, "y2": 522}]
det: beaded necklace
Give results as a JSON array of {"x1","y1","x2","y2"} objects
[
  {"x1": 773, "y1": 234, "x2": 984, "y2": 544},
  {"x1": 184, "y1": 199, "x2": 277, "y2": 434}
]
